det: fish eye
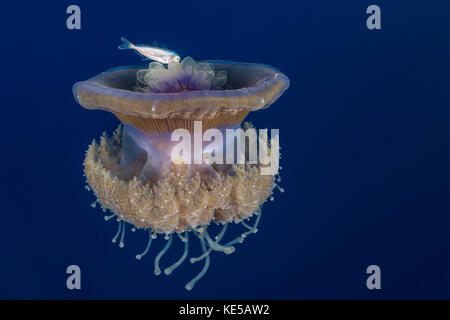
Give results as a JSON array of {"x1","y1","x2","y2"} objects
[{"x1": 175, "y1": 56, "x2": 180, "y2": 62}]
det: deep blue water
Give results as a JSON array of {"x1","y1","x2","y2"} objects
[{"x1": 1, "y1": 0, "x2": 450, "y2": 299}]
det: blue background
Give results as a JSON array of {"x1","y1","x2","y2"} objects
[{"x1": 1, "y1": 0, "x2": 450, "y2": 299}]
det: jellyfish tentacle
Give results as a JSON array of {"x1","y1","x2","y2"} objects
[
  {"x1": 214, "y1": 223, "x2": 228, "y2": 241},
  {"x1": 241, "y1": 209, "x2": 261, "y2": 237},
  {"x1": 185, "y1": 235, "x2": 210, "y2": 291},
  {"x1": 177, "y1": 232, "x2": 187, "y2": 243},
  {"x1": 223, "y1": 236, "x2": 244, "y2": 247},
  {"x1": 104, "y1": 213, "x2": 116, "y2": 221},
  {"x1": 191, "y1": 224, "x2": 229, "y2": 263},
  {"x1": 119, "y1": 222, "x2": 126, "y2": 248},
  {"x1": 204, "y1": 228, "x2": 235, "y2": 254},
  {"x1": 225, "y1": 209, "x2": 262, "y2": 246},
  {"x1": 136, "y1": 229, "x2": 153, "y2": 260},
  {"x1": 241, "y1": 221, "x2": 252, "y2": 230},
  {"x1": 112, "y1": 220, "x2": 123, "y2": 244},
  {"x1": 154, "y1": 234, "x2": 173, "y2": 275},
  {"x1": 190, "y1": 249, "x2": 211, "y2": 264},
  {"x1": 165, "y1": 232, "x2": 189, "y2": 275}
]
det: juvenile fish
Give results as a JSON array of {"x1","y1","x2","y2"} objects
[{"x1": 119, "y1": 37, "x2": 180, "y2": 64}]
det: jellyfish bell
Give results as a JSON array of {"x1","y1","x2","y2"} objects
[
  {"x1": 73, "y1": 55, "x2": 289, "y2": 290},
  {"x1": 73, "y1": 58, "x2": 289, "y2": 133}
]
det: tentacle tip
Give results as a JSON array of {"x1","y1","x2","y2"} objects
[
  {"x1": 190, "y1": 258, "x2": 196, "y2": 263},
  {"x1": 164, "y1": 269, "x2": 172, "y2": 275},
  {"x1": 119, "y1": 242, "x2": 124, "y2": 248},
  {"x1": 224, "y1": 246, "x2": 235, "y2": 254},
  {"x1": 154, "y1": 269, "x2": 161, "y2": 276},
  {"x1": 185, "y1": 284, "x2": 193, "y2": 291},
  {"x1": 112, "y1": 239, "x2": 116, "y2": 243},
  {"x1": 136, "y1": 255, "x2": 141, "y2": 260}
]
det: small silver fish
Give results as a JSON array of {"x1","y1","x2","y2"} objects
[{"x1": 119, "y1": 37, "x2": 180, "y2": 64}]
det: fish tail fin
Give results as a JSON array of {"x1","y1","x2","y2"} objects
[{"x1": 119, "y1": 37, "x2": 133, "y2": 50}]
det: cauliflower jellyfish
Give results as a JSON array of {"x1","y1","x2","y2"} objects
[{"x1": 73, "y1": 48, "x2": 289, "y2": 290}]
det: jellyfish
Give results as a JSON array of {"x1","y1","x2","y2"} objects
[{"x1": 73, "y1": 51, "x2": 289, "y2": 290}]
